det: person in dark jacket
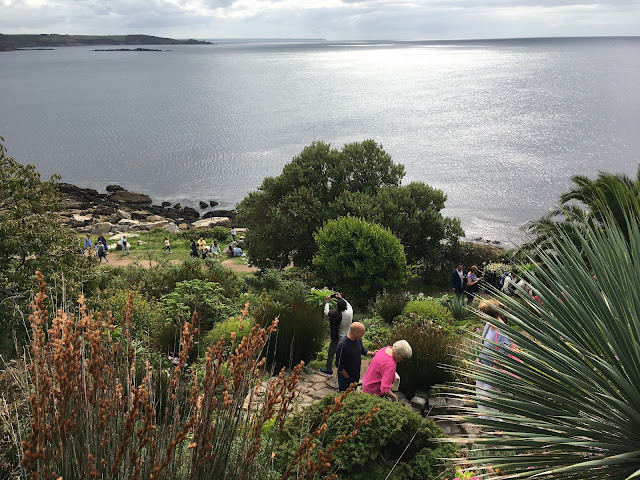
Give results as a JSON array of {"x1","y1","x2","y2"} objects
[
  {"x1": 450, "y1": 263, "x2": 466, "y2": 298},
  {"x1": 335, "y1": 322, "x2": 374, "y2": 392}
]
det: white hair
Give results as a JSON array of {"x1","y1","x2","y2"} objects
[{"x1": 392, "y1": 340, "x2": 412, "y2": 360}]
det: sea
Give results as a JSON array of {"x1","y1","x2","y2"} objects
[{"x1": 1, "y1": 37, "x2": 639, "y2": 245}]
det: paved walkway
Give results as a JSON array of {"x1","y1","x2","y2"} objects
[{"x1": 295, "y1": 358, "x2": 373, "y2": 407}]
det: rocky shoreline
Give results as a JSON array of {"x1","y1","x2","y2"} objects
[{"x1": 57, "y1": 183, "x2": 237, "y2": 234}]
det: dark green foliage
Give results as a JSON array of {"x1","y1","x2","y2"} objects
[
  {"x1": 236, "y1": 140, "x2": 405, "y2": 269},
  {"x1": 236, "y1": 140, "x2": 462, "y2": 272},
  {"x1": 275, "y1": 392, "x2": 457, "y2": 480},
  {"x1": 313, "y1": 216, "x2": 407, "y2": 302},
  {"x1": 389, "y1": 317, "x2": 462, "y2": 397},
  {"x1": 336, "y1": 182, "x2": 464, "y2": 264},
  {"x1": 0, "y1": 139, "x2": 93, "y2": 335},
  {"x1": 373, "y1": 289, "x2": 410, "y2": 323},
  {"x1": 247, "y1": 272, "x2": 325, "y2": 369},
  {"x1": 0, "y1": 34, "x2": 210, "y2": 51},
  {"x1": 253, "y1": 299, "x2": 325, "y2": 370}
]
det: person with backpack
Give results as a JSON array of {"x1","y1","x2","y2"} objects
[
  {"x1": 96, "y1": 240, "x2": 109, "y2": 263},
  {"x1": 320, "y1": 292, "x2": 353, "y2": 376}
]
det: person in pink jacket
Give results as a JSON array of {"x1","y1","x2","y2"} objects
[{"x1": 362, "y1": 340, "x2": 412, "y2": 402}]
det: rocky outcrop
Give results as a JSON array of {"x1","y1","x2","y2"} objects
[
  {"x1": 109, "y1": 190, "x2": 153, "y2": 205},
  {"x1": 56, "y1": 183, "x2": 238, "y2": 234}
]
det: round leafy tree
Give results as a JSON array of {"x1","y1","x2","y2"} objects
[{"x1": 312, "y1": 216, "x2": 407, "y2": 301}]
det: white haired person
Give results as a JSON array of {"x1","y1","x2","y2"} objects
[{"x1": 362, "y1": 340, "x2": 412, "y2": 402}]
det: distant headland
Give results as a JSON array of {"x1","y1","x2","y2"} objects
[{"x1": 0, "y1": 34, "x2": 212, "y2": 51}]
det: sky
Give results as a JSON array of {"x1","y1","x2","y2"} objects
[{"x1": 1, "y1": 0, "x2": 639, "y2": 41}]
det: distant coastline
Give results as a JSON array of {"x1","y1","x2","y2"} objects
[{"x1": 0, "y1": 34, "x2": 212, "y2": 52}]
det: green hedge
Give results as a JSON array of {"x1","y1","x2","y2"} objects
[{"x1": 275, "y1": 392, "x2": 457, "y2": 480}]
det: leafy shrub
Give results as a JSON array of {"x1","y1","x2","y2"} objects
[
  {"x1": 403, "y1": 299, "x2": 454, "y2": 326},
  {"x1": 360, "y1": 317, "x2": 391, "y2": 351},
  {"x1": 159, "y1": 279, "x2": 231, "y2": 327},
  {"x1": 253, "y1": 299, "x2": 325, "y2": 370},
  {"x1": 373, "y1": 289, "x2": 410, "y2": 323},
  {"x1": 388, "y1": 318, "x2": 462, "y2": 397},
  {"x1": 179, "y1": 226, "x2": 231, "y2": 243},
  {"x1": 313, "y1": 216, "x2": 407, "y2": 302},
  {"x1": 90, "y1": 288, "x2": 164, "y2": 336},
  {"x1": 245, "y1": 268, "x2": 287, "y2": 293},
  {"x1": 275, "y1": 392, "x2": 457, "y2": 480},
  {"x1": 203, "y1": 314, "x2": 256, "y2": 355}
]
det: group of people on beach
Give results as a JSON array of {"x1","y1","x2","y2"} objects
[{"x1": 320, "y1": 292, "x2": 413, "y2": 401}]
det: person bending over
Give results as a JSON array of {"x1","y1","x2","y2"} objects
[{"x1": 362, "y1": 340, "x2": 412, "y2": 402}]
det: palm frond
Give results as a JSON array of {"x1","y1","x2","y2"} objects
[{"x1": 447, "y1": 199, "x2": 640, "y2": 479}]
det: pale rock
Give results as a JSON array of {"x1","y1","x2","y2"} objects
[
  {"x1": 144, "y1": 220, "x2": 169, "y2": 230},
  {"x1": 117, "y1": 209, "x2": 131, "y2": 220},
  {"x1": 71, "y1": 214, "x2": 92, "y2": 227},
  {"x1": 146, "y1": 215, "x2": 165, "y2": 222},
  {"x1": 162, "y1": 223, "x2": 181, "y2": 234},
  {"x1": 118, "y1": 218, "x2": 141, "y2": 227},
  {"x1": 191, "y1": 217, "x2": 231, "y2": 229},
  {"x1": 178, "y1": 223, "x2": 188, "y2": 230},
  {"x1": 108, "y1": 232, "x2": 140, "y2": 241},
  {"x1": 93, "y1": 222, "x2": 113, "y2": 234}
]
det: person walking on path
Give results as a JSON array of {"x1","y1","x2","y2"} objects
[
  {"x1": 231, "y1": 227, "x2": 236, "y2": 242},
  {"x1": 96, "y1": 241, "x2": 109, "y2": 263},
  {"x1": 320, "y1": 293, "x2": 353, "y2": 376},
  {"x1": 450, "y1": 263, "x2": 466, "y2": 299},
  {"x1": 163, "y1": 236, "x2": 172, "y2": 253},
  {"x1": 362, "y1": 340, "x2": 412, "y2": 402},
  {"x1": 190, "y1": 239, "x2": 199, "y2": 258},
  {"x1": 121, "y1": 235, "x2": 130, "y2": 256},
  {"x1": 335, "y1": 322, "x2": 375, "y2": 392},
  {"x1": 211, "y1": 240, "x2": 220, "y2": 259},
  {"x1": 84, "y1": 234, "x2": 93, "y2": 256},
  {"x1": 466, "y1": 265, "x2": 482, "y2": 304}
]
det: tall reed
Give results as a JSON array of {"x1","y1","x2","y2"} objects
[{"x1": 10, "y1": 271, "x2": 376, "y2": 479}]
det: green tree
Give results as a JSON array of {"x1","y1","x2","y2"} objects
[
  {"x1": 236, "y1": 140, "x2": 405, "y2": 269},
  {"x1": 0, "y1": 138, "x2": 91, "y2": 334},
  {"x1": 335, "y1": 182, "x2": 464, "y2": 263},
  {"x1": 312, "y1": 216, "x2": 407, "y2": 301},
  {"x1": 452, "y1": 199, "x2": 640, "y2": 479}
]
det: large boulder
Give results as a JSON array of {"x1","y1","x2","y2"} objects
[
  {"x1": 109, "y1": 190, "x2": 152, "y2": 205},
  {"x1": 146, "y1": 215, "x2": 165, "y2": 223},
  {"x1": 93, "y1": 222, "x2": 114, "y2": 234},
  {"x1": 199, "y1": 201, "x2": 209, "y2": 209},
  {"x1": 163, "y1": 223, "x2": 181, "y2": 234},
  {"x1": 70, "y1": 214, "x2": 92, "y2": 227},
  {"x1": 106, "y1": 184, "x2": 124, "y2": 192},
  {"x1": 191, "y1": 217, "x2": 231, "y2": 229},
  {"x1": 116, "y1": 209, "x2": 131, "y2": 220}
]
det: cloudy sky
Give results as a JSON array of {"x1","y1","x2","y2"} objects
[{"x1": 1, "y1": 0, "x2": 639, "y2": 40}]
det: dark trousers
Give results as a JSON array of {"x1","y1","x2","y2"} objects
[
  {"x1": 338, "y1": 374, "x2": 359, "y2": 392},
  {"x1": 326, "y1": 338, "x2": 338, "y2": 372}
]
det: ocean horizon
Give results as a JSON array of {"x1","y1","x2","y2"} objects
[{"x1": 1, "y1": 36, "x2": 639, "y2": 244}]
